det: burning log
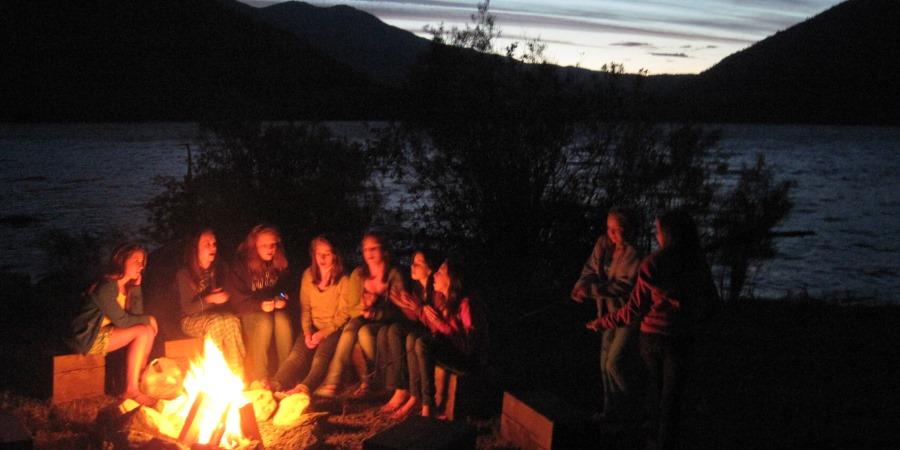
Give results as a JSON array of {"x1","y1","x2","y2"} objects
[
  {"x1": 239, "y1": 403, "x2": 262, "y2": 443},
  {"x1": 178, "y1": 392, "x2": 209, "y2": 446}
]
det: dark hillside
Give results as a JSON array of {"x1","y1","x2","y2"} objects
[{"x1": 0, "y1": 0, "x2": 384, "y2": 121}]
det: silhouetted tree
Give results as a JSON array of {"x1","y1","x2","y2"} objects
[
  {"x1": 712, "y1": 155, "x2": 794, "y2": 302},
  {"x1": 146, "y1": 122, "x2": 380, "y2": 259}
]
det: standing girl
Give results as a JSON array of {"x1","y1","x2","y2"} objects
[
  {"x1": 591, "y1": 209, "x2": 719, "y2": 449},
  {"x1": 572, "y1": 208, "x2": 642, "y2": 420}
]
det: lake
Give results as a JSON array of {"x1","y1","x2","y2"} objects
[{"x1": 1, "y1": 122, "x2": 898, "y2": 301}]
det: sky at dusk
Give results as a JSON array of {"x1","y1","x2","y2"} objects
[{"x1": 245, "y1": 0, "x2": 845, "y2": 74}]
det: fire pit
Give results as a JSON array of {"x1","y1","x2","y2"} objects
[{"x1": 116, "y1": 338, "x2": 310, "y2": 449}]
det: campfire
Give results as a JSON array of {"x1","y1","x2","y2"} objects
[{"x1": 120, "y1": 338, "x2": 310, "y2": 449}]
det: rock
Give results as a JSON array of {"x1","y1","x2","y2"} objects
[
  {"x1": 243, "y1": 389, "x2": 277, "y2": 422},
  {"x1": 272, "y1": 393, "x2": 310, "y2": 427},
  {"x1": 140, "y1": 358, "x2": 185, "y2": 400}
]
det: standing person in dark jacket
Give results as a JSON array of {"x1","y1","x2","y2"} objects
[
  {"x1": 69, "y1": 243, "x2": 158, "y2": 405},
  {"x1": 590, "y1": 209, "x2": 719, "y2": 450},
  {"x1": 175, "y1": 228, "x2": 245, "y2": 380},
  {"x1": 227, "y1": 224, "x2": 293, "y2": 384},
  {"x1": 572, "y1": 208, "x2": 643, "y2": 420}
]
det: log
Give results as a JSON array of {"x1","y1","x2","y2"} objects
[
  {"x1": 500, "y1": 391, "x2": 591, "y2": 450},
  {"x1": 52, "y1": 354, "x2": 105, "y2": 404},
  {"x1": 178, "y1": 392, "x2": 208, "y2": 446}
]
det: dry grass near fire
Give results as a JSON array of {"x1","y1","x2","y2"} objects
[{"x1": 0, "y1": 390, "x2": 511, "y2": 449}]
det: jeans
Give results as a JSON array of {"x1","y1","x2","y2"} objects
[
  {"x1": 405, "y1": 328, "x2": 433, "y2": 406},
  {"x1": 600, "y1": 324, "x2": 640, "y2": 418},
  {"x1": 240, "y1": 310, "x2": 293, "y2": 382},
  {"x1": 271, "y1": 330, "x2": 340, "y2": 392},
  {"x1": 321, "y1": 316, "x2": 365, "y2": 387},
  {"x1": 375, "y1": 322, "x2": 410, "y2": 391},
  {"x1": 640, "y1": 332, "x2": 693, "y2": 450}
]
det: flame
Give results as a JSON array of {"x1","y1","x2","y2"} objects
[{"x1": 157, "y1": 337, "x2": 249, "y2": 448}]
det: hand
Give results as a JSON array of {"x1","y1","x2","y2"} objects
[
  {"x1": 362, "y1": 309, "x2": 375, "y2": 319},
  {"x1": 361, "y1": 291, "x2": 376, "y2": 308},
  {"x1": 304, "y1": 333, "x2": 318, "y2": 349},
  {"x1": 571, "y1": 285, "x2": 586, "y2": 303},
  {"x1": 261, "y1": 300, "x2": 275, "y2": 312},
  {"x1": 391, "y1": 291, "x2": 421, "y2": 316},
  {"x1": 134, "y1": 274, "x2": 142, "y2": 286},
  {"x1": 274, "y1": 298, "x2": 286, "y2": 310},
  {"x1": 312, "y1": 331, "x2": 325, "y2": 345},
  {"x1": 585, "y1": 318, "x2": 602, "y2": 332},
  {"x1": 422, "y1": 305, "x2": 440, "y2": 323},
  {"x1": 205, "y1": 289, "x2": 229, "y2": 305}
]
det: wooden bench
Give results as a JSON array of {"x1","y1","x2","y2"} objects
[
  {"x1": 434, "y1": 362, "x2": 499, "y2": 421},
  {"x1": 164, "y1": 338, "x2": 203, "y2": 366},
  {"x1": 52, "y1": 354, "x2": 105, "y2": 404},
  {"x1": 500, "y1": 391, "x2": 592, "y2": 450}
]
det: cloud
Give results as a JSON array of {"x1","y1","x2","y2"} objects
[
  {"x1": 611, "y1": 41, "x2": 652, "y2": 47},
  {"x1": 650, "y1": 52, "x2": 690, "y2": 58}
]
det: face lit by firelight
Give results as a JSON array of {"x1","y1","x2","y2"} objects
[
  {"x1": 362, "y1": 236, "x2": 384, "y2": 267},
  {"x1": 315, "y1": 241, "x2": 335, "y2": 273},
  {"x1": 123, "y1": 250, "x2": 146, "y2": 281},
  {"x1": 411, "y1": 252, "x2": 432, "y2": 286},
  {"x1": 197, "y1": 232, "x2": 217, "y2": 270},
  {"x1": 256, "y1": 232, "x2": 280, "y2": 262},
  {"x1": 433, "y1": 261, "x2": 449, "y2": 294},
  {"x1": 607, "y1": 214, "x2": 625, "y2": 246}
]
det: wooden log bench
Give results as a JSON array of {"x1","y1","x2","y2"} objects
[
  {"x1": 52, "y1": 353, "x2": 106, "y2": 404},
  {"x1": 164, "y1": 338, "x2": 203, "y2": 368},
  {"x1": 434, "y1": 362, "x2": 499, "y2": 421},
  {"x1": 362, "y1": 415, "x2": 476, "y2": 450},
  {"x1": 500, "y1": 390, "x2": 593, "y2": 450}
]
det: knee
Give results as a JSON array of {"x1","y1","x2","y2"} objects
[{"x1": 223, "y1": 314, "x2": 241, "y2": 330}]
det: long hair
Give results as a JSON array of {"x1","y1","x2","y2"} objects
[
  {"x1": 184, "y1": 227, "x2": 218, "y2": 287},
  {"x1": 360, "y1": 231, "x2": 391, "y2": 282},
  {"x1": 86, "y1": 242, "x2": 145, "y2": 297},
  {"x1": 410, "y1": 248, "x2": 443, "y2": 305},
  {"x1": 237, "y1": 224, "x2": 288, "y2": 281},
  {"x1": 309, "y1": 234, "x2": 343, "y2": 286},
  {"x1": 658, "y1": 209, "x2": 702, "y2": 251},
  {"x1": 443, "y1": 256, "x2": 467, "y2": 314}
]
